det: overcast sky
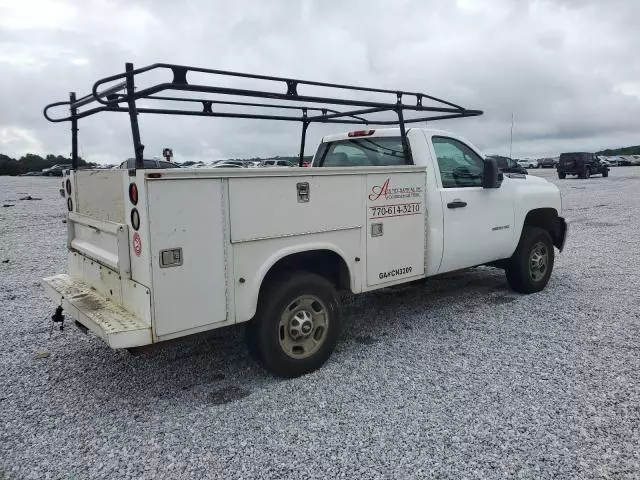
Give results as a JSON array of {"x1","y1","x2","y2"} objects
[{"x1": 1, "y1": 0, "x2": 638, "y2": 163}]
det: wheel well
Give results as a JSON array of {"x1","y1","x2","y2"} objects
[
  {"x1": 523, "y1": 208, "x2": 564, "y2": 249},
  {"x1": 261, "y1": 250, "x2": 352, "y2": 294}
]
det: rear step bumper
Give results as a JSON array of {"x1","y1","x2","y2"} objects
[{"x1": 41, "y1": 274, "x2": 152, "y2": 349}]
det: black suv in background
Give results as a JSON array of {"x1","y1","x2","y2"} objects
[{"x1": 557, "y1": 152, "x2": 609, "y2": 179}]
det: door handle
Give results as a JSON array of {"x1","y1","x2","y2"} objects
[{"x1": 447, "y1": 200, "x2": 467, "y2": 209}]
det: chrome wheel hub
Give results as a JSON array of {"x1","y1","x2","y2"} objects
[
  {"x1": 288, "y1": 310, "x2": 314, "y2": 340},
  {"x1": 529, "y1": 241, "x2": 548, "y2": 282},
  {"x1": 278, "y1": 295, "x2": 329, "y2": 359}
]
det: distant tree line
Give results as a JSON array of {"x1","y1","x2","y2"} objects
[
  {"x1": 596, "y1": 146, "x2": 640, "y2": 156},
  {"x1": 0, "y1": 153, "x2": 316, "y2": 175},
  {"x1": 0, "y1": 153, "x2": 94, "y2": 176}
]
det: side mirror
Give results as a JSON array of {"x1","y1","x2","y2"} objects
[{"x1": 482, "y1": 157, "x2": 503, "y2": 188}]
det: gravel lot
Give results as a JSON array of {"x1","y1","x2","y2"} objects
[{"x1": 1, "y1": 168, "x2": 639, "y2": 479}]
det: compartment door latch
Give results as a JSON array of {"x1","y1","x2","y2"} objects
[{"x1": 297, "y1": 182, "x2": 310, "y2": 203}]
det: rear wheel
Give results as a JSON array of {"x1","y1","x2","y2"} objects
[
  {"x1": 558, "y1": 172, "x2": 566, "y2": 179},
  {"x1": 506, "y1": 227, "x2": 555, "y2": 294},
  {"x1": 581, "y1": 167, "x2": 591, "y2": 179},
  {"x1": 602, "y1": 169, "x2": 609, "y2": 177},
  {"x1": 247, "y1": 271, "x2": 342, "y2": 378}
]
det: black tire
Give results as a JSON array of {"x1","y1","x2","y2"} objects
[
  {"x1": 245, "y1": 322, "x2": 262, "y2": 363},
  {"x1": 506, "y1": 226, "x2": 555, "y2": 294},
  {"x1": 247, "y1": 271, "x2": 341, "y2": 378},
  {"x1": 558, "y1": 172, "x2": 566, "y2": 179},
  {"x1": 581, "y1": 167, "x2": 590, "y2": 179},
  {"x1": 602, "y1": 169, "x2": 609, "y2": 178}
]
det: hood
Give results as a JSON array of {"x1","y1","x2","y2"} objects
[{"x1": 523, "y1": 174, "x2": 549, "y2": 185}]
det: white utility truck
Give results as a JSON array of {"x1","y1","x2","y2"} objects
[{"x1": 42, "y1": 63, "x2": 567, "y2": 377}]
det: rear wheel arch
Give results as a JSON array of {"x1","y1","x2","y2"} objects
[
  {"x1": 245, "y1": 247, "x2": 354, "y2": 320},
  {"x1": 259, "y1": 249, "x2": 353, "y2": 294}
]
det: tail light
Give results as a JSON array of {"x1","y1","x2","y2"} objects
[
  {"x1": 130, "y1": 208, "x2": 140, "y2": 230},
  {"x1": 348, "y1": 129, "x2": 375, "y2": 137},
  {"x1": 128, "y1": 183, "x2": 139, "y2": 205}
]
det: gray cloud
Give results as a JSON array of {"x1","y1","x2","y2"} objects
[{"x1": 1, "y1": 0, "x2": 639, "y2": 162}]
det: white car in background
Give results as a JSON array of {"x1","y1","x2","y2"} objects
[
  {"x1": 598, "y1": 157, "x2": 612, "y2": 167},
  {"x1": 517, "y1": 159, "x2": 539, "y2": 169}
]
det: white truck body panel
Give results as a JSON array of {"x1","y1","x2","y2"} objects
[
  {"x1": 147, "y1": 178, "x2": 229, "y2": 338},
  {"x1": 74, "y1": 170, "x2": 126, "y2": 224},
  {"x1": 365, "y1": 172, "x2": 426, "y2": 286},
  {"x1": 43, "y1": 128, "x2": 565, "y2": 350},
  {"x1": 228, "y1": 174, "x2": 362, "y2": 242}
]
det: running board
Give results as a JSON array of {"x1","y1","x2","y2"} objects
[{"x1": 41, "y1": 274, "x2": 152, "y2": 349}]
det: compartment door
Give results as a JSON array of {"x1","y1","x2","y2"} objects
[
  {"x1": 147, "y1": 178, "x2": 228, "y2": 338},
  {"x1": 366, "y1": 172, "x2": 426, "y2": 287}
]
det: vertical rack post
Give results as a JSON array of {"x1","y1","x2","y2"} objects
[
  {"x1": 396, "y1": 93, "x2": 412, "y2": 163},
  {"x1": 125, "y1": 62, "x2": 144, "y2": 170},
  {"x1": 69, "y1": 92, "x2": 78, "y2": 170},
  {"x1": 299, "y1": 117, "x2": 309, "y2": 167}
]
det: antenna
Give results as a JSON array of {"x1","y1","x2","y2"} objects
[{"x1": 509, "y1": 112, "x2": 514, "y2": 159}]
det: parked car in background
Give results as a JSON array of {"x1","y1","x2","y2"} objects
[
  {"x1": 118, "y1": 158, "x2": 181, "y2": 169},
  {"x1": 557, "y1": 152, "x2": 609, "y2": 179},
  {"x1": 213, "y1": 160, "x2": 254, "y2": 167},
  {"x1": 260, "y1": 159, "x2": 296, "y2": 167},
  {"x1": 42, "y1": 164, "x2": 72, "y2": 176},
  {"x1": 539, "y1": 157, "x2": 558, "y2": 168},
  {"x1": 616, "y1": 156, "x2": 632, "y2": 166},
  {"x1": 211, "y1": 162, "x2": 245, "y2": 168},
  {"x1": 598, "y1": 157, "x2": 612, "y2": 167},
  {"x1": 517, "y1": 159, "x2": 539, "y2": 169}
]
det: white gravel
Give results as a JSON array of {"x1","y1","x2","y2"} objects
[{"x1": 1, "y1": 168, "x2": 639, "y2": 479}]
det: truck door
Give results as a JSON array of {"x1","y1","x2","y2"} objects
[
  {"x1": 429, "y1": 135, "x2": 514, "y2": 273},
  {"x1": 365, "y1": 171, "x2": 426, "y2": 287}
]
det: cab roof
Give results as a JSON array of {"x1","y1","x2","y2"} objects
[{"x1": 321, "y1": 127, "x2": 458, "y2": 143}]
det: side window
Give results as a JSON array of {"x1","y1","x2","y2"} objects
[
  {"x1": 143, "y1": 159, "x2": 157, "y2": 168},
  {"x1": 432, "y1": 137, "x2": 484, "y2": 188}
]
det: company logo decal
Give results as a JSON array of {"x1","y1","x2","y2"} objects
[{"x1": 368, "y1": 178, "x2": 422, "y2": 201}]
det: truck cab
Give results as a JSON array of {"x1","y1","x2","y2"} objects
[{"x1": 313, "y1": 128, "x2": 566, "y2": 276}]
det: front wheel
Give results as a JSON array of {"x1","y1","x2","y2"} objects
[
  {"x1": 247, "y1": 271, "x2": 342, "y2": 378},
  {"x1": 558, "y1": 171, "x2": 566, "y2": 179},
  {"x1": 602, "y1": 169, "x2": 609, "y2": 177},
  {"x1": 506, "y1": 227, "x2": 555, "y2": 293}
]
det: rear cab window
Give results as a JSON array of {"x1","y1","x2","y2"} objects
[{"x1": 315, "y1": 136, "x2": 410, "y2": 167}]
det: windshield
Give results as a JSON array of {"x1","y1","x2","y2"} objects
[{"x1": 316, "y1": 137, "x2": 409, "y2": 167}]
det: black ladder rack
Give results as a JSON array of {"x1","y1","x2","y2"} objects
[{"x1": 43, "y1": 62, "x2": 483, "y2": 169}]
